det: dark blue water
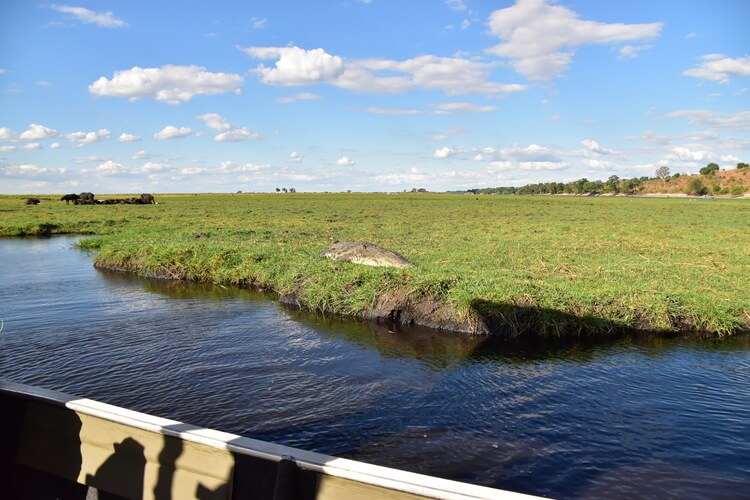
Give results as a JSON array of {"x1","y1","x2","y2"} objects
[{"x1": 1, "y1": 237, "x2": 749, "y2": 499}]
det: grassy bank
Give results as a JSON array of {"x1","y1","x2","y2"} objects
[{"x1": 1, "y1": 193, "x2": 748, "y2": 337}]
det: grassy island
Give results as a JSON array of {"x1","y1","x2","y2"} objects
[{"x1": 1, "y1": 193, "x2": 748, "y2": 337}]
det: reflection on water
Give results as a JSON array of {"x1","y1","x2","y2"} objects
[{"x1": 1, "y1": 237, "x2": 750, "y2": 499}]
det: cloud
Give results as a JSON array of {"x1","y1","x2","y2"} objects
[
  {"x1": 89, "y1": 65, "x2": 244, "y2": 104},
  {"x1": 486, "y1": 0, "x2": 662, "y2": 80},
  {"x1": 64, "y1": 128, "x2": 111, "y2": 147},
  {"x1": 336, "y1": 156, "x2": 355, "y2": 166},
  {"x1": 50, "y1": 142, "x2": 60, "y2": 149},
  {"x1": 0, "y1": 127, "x2": 17, "y2": 141},
  {"x1": 51, "y1": 5, "x2": 125, "y2": 28},
  {"x1": 244, "y1": 46, "x2": 345, "y2": 86},
  {"x1": 74, "y1": 155, "x2": 109, "y2": 164},
  {"x1": 251, "y1": 17, "x2": 267, "y2": 29},
  {"x1": 488, "y1": 161, "x2": 513, "y2": 172},
  {"x1": 617, "y1": 45, "x2": 652, "y2": 60},
  {"x1": 275, "y1": 92, "x2": 321, "y2": 103},
  {"x1": 373, "y1": 167, "x2": 428, "y2": 185},
  {"x1": 131, "y1": 150, "x2": 151, "y2": 160},
  {"x1": 519, "y1": 161, "x2": 569, "y2": 170},
  {"x1": 364, "y1": 107, "x2": 421, "y2": 115},
  {"x1": 445, "y1": 0, "x2": 467, "y2": 11},
  {"x1": 683, "y1": 54, "x2": 750, "y2": 84},
  {"x1": 433, "y1": 102, "x2": 498, "y2": 113},
  {"x1": 118, "y1": 132, "x2": 140, "y2": 142},
  {"x1": 95, "y1": 160, "x2": 128, "y2": 175},
  {"x1": 19, "y1": 123, "x2": 60, "y2": 141},
  {"x1": 667, "y1": 146, "x2": 714, "y2": 162},
  {"x1": 196, "y1": 113, "x2": 231, "y2": 131},
  {"x1": 196, "y1": 113, "x2": 258, "y2": 142},
  {"x1": 433, "y1": 146, "x2": 462, "y2": 159},
  {"x1": 153, "y1": 126, "x2": 192, "y2": 140},
  {"x1": 243, "y1": 46, "x2": 527, "y2": 96},
  {"x1": 3, "y1": 163, "x2": 67, "y2": 177},
  {"x1": 666, "y1": 109, "x2": 750, "y2": 131},
  {"x1": 337, "y1": 55, "x2": 526, "y2": 95},
  {"x1": 580, "y1": 139, "x2": 616, "y2": 156},
  {"x1": 214, "y1": 127, "x2": 259, "y2": 142},
  {"x1": 0, "y1": 145, "x2": 17, "y2": 152},
  {"x1": 218, "y1": 160, "x2": 268, "y2": 172},
  {"x1": 501, "y1": 144, "x2": 560, "y2": 162},
  {"x1": 288, "y1": 152, "x2": 302, "y2": 163},
  {"x1": 21, "y1": 143, "x2": 42, "y2": 151}
]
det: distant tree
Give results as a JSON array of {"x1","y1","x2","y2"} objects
[
  {"x1": 605, "y1": 175, "x2": 621, "y2": 194},
  {"x1": 621, "y1": 178, "x2": 641, "y2": 195},
  {"x1": 700, "y1": 163, "x2": 720, "y2": 175},
  {"x1": 737, "y1": 162, "x2": 749, "y2": 170},
  {"x1": 289, "y1": 187, "x2": 296, "y2": 193},
  {"x1": 655, "y1": 166, "x2": 670, "y2": 186},
  {"x1": 275, "y1": 187, "x2": 281, "y2": 193},
  {"x1": 672, "y1": 172, "x2": 681, "y2": 178},
  {"x1": 282, "y1": 187, "x2": 288, "y2": 193},
  {"x1": 686, "y1": 177, "x2": 708, "y2": 196}
]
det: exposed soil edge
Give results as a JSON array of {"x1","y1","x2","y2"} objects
[{"x1": 95, "y1": 261, "x2": 750, "y2": 338}]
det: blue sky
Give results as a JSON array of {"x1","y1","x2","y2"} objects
[{"x1": 1, "y1": 0, "x2": 748, "y2": 193}]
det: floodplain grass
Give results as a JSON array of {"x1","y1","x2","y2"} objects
[{"x1": 1, "y1": 193, "x2": 749, "y2": 337}]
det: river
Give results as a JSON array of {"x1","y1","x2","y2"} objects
[{"x1": 1, "y1": 236, "x2": 749, "y2": 499}]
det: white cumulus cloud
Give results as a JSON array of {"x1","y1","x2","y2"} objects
[
  {"x1": 244, "y1": 46, "x2": 345, "y2": 86},
  {"x1": 336, "y1": 156, "x2": 355, "y2": 166},
  {"x1": 196, "y1": 113, "x2": 231, "y2": 131},
  {"x1": 51, "y1": 4, "x2": 125, "y2": 28},
  {"x1": 486, "y1": 0, "x2": 662, "y2": 80},
  {"x1": 214, "y1": 127, "x2": 259, "y2": 142},
  {"x1": 65, "y1": 128, "x2": 111, "y2": 147},
  {"x1": 19, "y1": 123, "x2": 60, "y2": 141},
  {"x1": 684, "y1": 54, "x2": 750, "y2": 84},
  {"x1": 288, "y1": 152, "x2": 302, "y2": 163},
  {"x1": 243, "y1": 46, "x2": 527, "y2": 96},
  {"x1": 89, "y1": 65, "x2": 244, "y2": 104},
  {"x1": 118, "y1": 133, "x2": 140, "y2": 142},
  {"x1": 153, "y1": 126, "x2": 192, "y2": 140},
  {"x1": 0, "y1": 145, "x2": 17, "y2": 152},
  {"x1": 21, "y1": 143, "x2": 43, "y2": 151},
  {"x1": 131, "y1": 150, "x2": 151, "y2": 160},
  {"x1": 50, "y1": 142, "x2": 61, "y2": 149},
  {"x1": 433, "y1": 146, "x2": 462, "y2": 159},
  {"x1": 501, "y1": 144, "x2": 560, "y2": 162}
]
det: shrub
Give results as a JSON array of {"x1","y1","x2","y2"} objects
[
  {"x1": 686, "y1": 177, "x2": 708, "y2": 196},
  {"x1": 731, "y1": 186, "x2": 746, "y2": 197}
]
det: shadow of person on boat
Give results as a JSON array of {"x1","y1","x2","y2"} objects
[{"x1": 86, "y1": 437, "x2": 146, "y2": 500}]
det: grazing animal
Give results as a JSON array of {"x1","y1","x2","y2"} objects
[
  {"x1": 77, "y1": 192, "x2": 95, "y2": 205},
  {"x1": 61, "y1": 194, "x2": 79, "y2": 204},
  {"x1": 25, "y1": 198, "x2": 41, "y2": 205},
  {"x1": 322, "y1": 241, "x2": 413, "y2": 268},
  {"x1": 139, "y1": 193, "x2": 155, "y2": 204}
]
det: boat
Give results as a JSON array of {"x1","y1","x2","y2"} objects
[{"x1": 0, "y1": 380, "x2": 539, "y2": 499}]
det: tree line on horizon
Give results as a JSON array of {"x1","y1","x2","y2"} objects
[{"x1": 457, "y1": 162, "x2": 749, "y2": 197}]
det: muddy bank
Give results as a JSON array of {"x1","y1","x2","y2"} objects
[{"x1": 94, "y1": 259, "x2": 749, "y2": 338}]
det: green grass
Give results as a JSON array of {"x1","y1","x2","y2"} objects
[{"x1": 2, "y1": 193, "x2": 749, "y2": 337}]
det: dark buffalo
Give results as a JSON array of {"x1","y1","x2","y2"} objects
[
  {"x1": 61, "y1": 193, "x2": 79, "y2": 204},
  {"x1": 139, "y1": 193, "x2": 155, "y2": 204},
  {"x1": 25, "y1": 198, "x2": 41, "y2": 205},
  {"x1": 76, "y1": 192, "x2": 95, "y2": 205}
]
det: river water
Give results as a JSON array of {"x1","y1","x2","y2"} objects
[{"x1": 1, "y1": 236, "x2": 749, "y2": 499}]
